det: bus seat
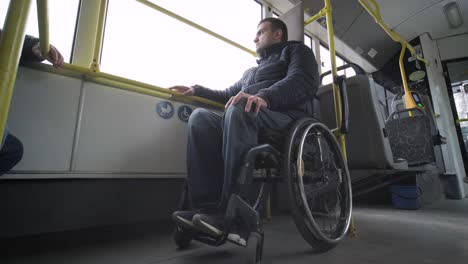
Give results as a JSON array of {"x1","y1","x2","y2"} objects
[
  {"x1": 385, "y1": 109, "x2": 435, "y2": 166},
  {"x1": 317, "y1": 75, "x2": 406, "y2": 170},
  {"x1": 391, "y1": 94, "x2": 437, "y2": 135},
  {"x1": 389, "y1": 94, "x2": 444, "y2": 160}
]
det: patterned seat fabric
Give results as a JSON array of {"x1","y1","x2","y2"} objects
[{"x1": 385, "y1": 115, "x2": 435, "y2": 166}]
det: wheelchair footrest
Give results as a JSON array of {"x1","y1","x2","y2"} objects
[{"x1": 226, "y1": 194, "x2": 261, "y2": 234}]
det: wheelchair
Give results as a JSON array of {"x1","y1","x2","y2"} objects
[{"x1": 173, "y1": 77, "x2": 353, "y2": 263}]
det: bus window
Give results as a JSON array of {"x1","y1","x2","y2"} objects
[
  {"x1": 304, "y1": 35, "x2": 312, "y2": 49},
  {"x1": 101, "y1": 0, "x2": 261, "y2": 90},
  {"x1": 321, "y1": 45, "x2": 332, "y2": 85},
  {"x1": 320, "y1": 44, "x2": 356, "y2": 85}
]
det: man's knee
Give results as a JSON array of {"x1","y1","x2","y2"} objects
[
  {"x1": 225, "y1": 99, "x2": 254, "y2": 122},
  {"x1": 188, "y1": 108, "x2": 211, "y2": 126},
  {"x1": 188, "y1": 108, "x2": 220, "y2": 136}
]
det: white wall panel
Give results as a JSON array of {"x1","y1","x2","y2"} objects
[
  {"x1": 74, "y1": 83, "x2": 190, "y2": 173},
  {"x1": 8, "y1": 67, "x2": 82, "y2": 171},
  {"x1": 437, "y1": 33, "x2": 468, "y2": 61}
]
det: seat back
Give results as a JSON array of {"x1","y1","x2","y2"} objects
[
  {"x1": 391, "y1": 94, "x2": 437, "y2": 134},
  {"x1": 317, "y1": 75, "x2": 400, "y2": 169},
  {"x1": 385, "y1": 109, "x2": 435, "y2": 165}
]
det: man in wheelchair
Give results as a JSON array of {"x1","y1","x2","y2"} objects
[{"x1": 169, "y1": 17, "x2": 319, "y2": 243}]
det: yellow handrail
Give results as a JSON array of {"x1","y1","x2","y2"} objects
[
  {"x1": 358, "y1": 0, "x2": 427, "y2": 65},
  {"x1": 0, "y1": 0, "x2": 32, "y2": 143},
  {"x1": 33, "y1": 0, "x2": 226, "y2": 109},
  {"x1": 63, "y1": 63, "x2": 224, "y2": 109},
  {"x1": 399, "y1": 43, "x2": 410, "y2": 94},
  {"x1": 358, "y1": 0, "x2": 428, "y2": 111},
  {"x1": 135, "y1": 0, "x2": 256, "y2": 57},
  {"x1": 304, "y1": 7, "x2": 327, "y2": 26},
  {"x1": 37, "y1": 0, "x2": 50, "y2": 56}
]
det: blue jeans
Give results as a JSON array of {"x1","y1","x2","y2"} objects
[{"x1": 186, "y1": 100, "x2": 296, "y2": 211}]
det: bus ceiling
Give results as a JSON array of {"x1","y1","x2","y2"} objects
[{"x1": 269, "y1": 0, "x2": 468, "y2": 70}]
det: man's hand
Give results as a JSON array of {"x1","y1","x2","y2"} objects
[
  {"x1": 168, "y1": 85, "x2": 195, "y2": 96},
  {"x1": 32, "y1": 43, "x2": 64, "y2": 68},
  {"x1": 225, "y1": 91, "x2": 268, "y2": 114}
]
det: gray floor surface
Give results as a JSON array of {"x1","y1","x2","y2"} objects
[{"x1": 1, "y1": 199, "x2": 467, "y2": 264}]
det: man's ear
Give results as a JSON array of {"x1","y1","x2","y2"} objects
[{"x1": 274, "y1": 30, "x2": 283, "y2": 41}]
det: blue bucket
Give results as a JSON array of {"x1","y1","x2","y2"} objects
[{"x1": 390, "y1": 185, "x2": 421, "y2": 210}]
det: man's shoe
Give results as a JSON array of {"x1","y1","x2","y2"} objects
[
  {"x1": 172, "y1": 211, "x2": 197, "y2": 230},
  {"x1": 192, "y1": 213, "x2": 225, "y2": 237},
  {"x1": 227, "y1": 233, "x2": 247, "y2": 246}
]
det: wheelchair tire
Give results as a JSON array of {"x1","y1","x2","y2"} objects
[
  {"x1": 284, "y1": 118, "x2": 352, "y2": 252},
  {"x1": 173, "y1": 226, "x2": 192, "y2": 249}
]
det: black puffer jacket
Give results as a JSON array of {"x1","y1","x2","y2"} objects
[
  {"x1": 193, "y1": 41, "x2": 319, "y2": 116},
  {"x1": 0, "y1": 29, "x2": 42, "y2": 62}
]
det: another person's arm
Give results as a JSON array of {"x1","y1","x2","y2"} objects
[
  {"x1": 169, "y1": 68, "x2": 254, "y2": 104},
  {"x1": 0, "y1": 29, "x2": 64, "y2": 67}
]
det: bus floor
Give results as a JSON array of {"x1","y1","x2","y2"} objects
[{"x1": 1, "y1": 198, "x2": 468, "y2": 264}]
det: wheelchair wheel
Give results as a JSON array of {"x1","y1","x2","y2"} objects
[{"x1": 285, "y1": 118, "x2": 352, "y2": 252}]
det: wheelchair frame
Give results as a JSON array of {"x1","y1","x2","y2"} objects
[{"x1": 173, "y1": 117, "x2": 353, "y2": 263}]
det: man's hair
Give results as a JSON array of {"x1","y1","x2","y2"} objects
[{"x1": 258, "y1": 17, "x2": 288, "y2": 42}]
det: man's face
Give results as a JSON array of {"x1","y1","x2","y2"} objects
[{"x1": 254, "y1": 21, "x2": 282, "y2": 52}]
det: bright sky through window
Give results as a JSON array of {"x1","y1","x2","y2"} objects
[{"x1": 101, "y1": 0, "x2": 261, "y2": 90}]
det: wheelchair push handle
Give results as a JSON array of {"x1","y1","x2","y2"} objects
[
  {"x1": 319, "y1": 64, "x2": 358, "y2": 135},
  {"x1": 337, "y1": 75, "x2": 349, "y2": 134}
]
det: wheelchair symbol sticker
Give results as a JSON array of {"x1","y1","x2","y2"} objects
[
  {"x1": 156, "y1": 101, "x2": 174, "y2": 119},
  {"x1": 178, "y1": 105, "x2": 193, "y2": 122}
]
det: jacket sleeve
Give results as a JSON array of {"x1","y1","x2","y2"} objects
[
  {"x1": 21, "y1": 34, "x2": 43, "y2": 62},
  {"x1": 192, "y1": 68, "x2": 254, "y2": 104},
  {"x1": 256, "y1": 44, "x2": 319, "y2": 111},
  {"x1": 0, "y1": 29, "x2": 43, "y2": 63}
]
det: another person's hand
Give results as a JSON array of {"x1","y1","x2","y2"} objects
[
  {"x1": 32, "y1": 43, "x2": 64, "y2": 68},
  {"x1": 225, "y1": 91, "x2": 268, "y2": 114},
  {"x1": 169, "y1": 85, "x2": 195, "y2": 96}
]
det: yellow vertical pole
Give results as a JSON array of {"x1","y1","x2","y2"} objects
[
  {"x1": 91, "y1": 0, "x2": 108, "y2": 72},
  {"x1": 72, "y1": 0, "x2": 102, "y2": 67},
  {"x1": 0, "y1": 0, "x2": 32, "y2": 143},
  {"x1": 36, "y1": 0, "x2": 50, "y2": 56},
  {"x1": 324, "y1": 0, "x2": 346, "y2": 159},
  {"x1": 324, "y1": 0, "x2": 355, "y2": 236},
  {"x1": 399, "y1": 43, "x2": 410, "y2": 94},
  {"x1": 400, "y1": 43, "x2": 415, "y2": 113}
]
